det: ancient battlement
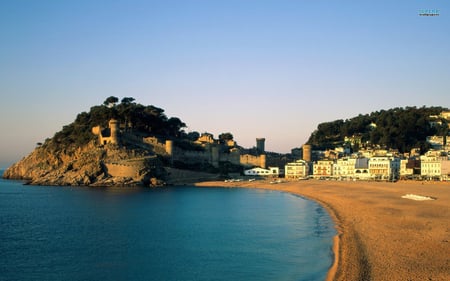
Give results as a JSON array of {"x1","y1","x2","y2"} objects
[
  {"x1": 92, "y1": 120, "x2": 267, "y2": 170},
  {"x1": 104, "y1": 156, "x2": 157, "y2": 178},
  {"x1": 92, "y1": 119, "x2": 120, "y2": 145}
]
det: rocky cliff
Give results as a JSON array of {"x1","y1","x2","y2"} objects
[{"x1": 3, "y1": 140, "x2": 166, "y2": 187}]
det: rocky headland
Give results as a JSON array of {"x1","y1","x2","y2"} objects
[
  {"x1": 2, "y1": 97, "x2": 237, "y2": 186},
  {"x1": 3, "y1": 140, "x2": 166, "y2": 186}
]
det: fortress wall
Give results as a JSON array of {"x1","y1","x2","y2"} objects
[
  {"x1": 143, "y1": 136, "x2": 167, "y2": 155},
  {"x1": 219, "y1": 152, "x2": 240, "y2": 165},
  {"x1": 172, "y1": 149, "x2": 210, "y2": 163},
  {"x1": 143, "y1": 136, "x2": 166, "y2": 148},
  {"x1": 171, "y1": 146, "x2": 241, "y2": 167},
  {"x1": 122, "y1": 133, "x2": 143, "y2": 144},
  {"x1": 240, "y1": 154, "x2": 265, "y2": 168},
  {"x1": 105, "y1": 163, "x2": 142, "y2": 178},
  {"x1": 104, "y1": 157, "x2": 152, "y2": 178}
]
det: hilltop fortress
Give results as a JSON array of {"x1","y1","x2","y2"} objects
[{"x1": 91, "y1": 119, "x2": 267, "y2": 182}]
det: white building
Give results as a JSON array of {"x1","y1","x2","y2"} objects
[
  {"x1": 368, "y1": 157, "x2": 400, "y2": 181},
  {"x1": 285, "y1": 160, "x2": 309, "y2": 179},
  {"x1": 333, "y1": 157, "x2": 356, "y2": 179},
  {"x1": 244, "y1": 167, "x2": 279, "y2": 177},
  {"x1": 420, "y1": 151, "x2": 450, "y2": 180}
]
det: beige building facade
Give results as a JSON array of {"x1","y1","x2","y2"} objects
[
  {"x1": 313, "y1": 160, "x2": 334, "y2": 178},
  {"x1": 285, "y1": 160, "x2": 309, "y2": 179},
  {"x1": 333, "y1": 157, "x2": 356, "y2": 179}
]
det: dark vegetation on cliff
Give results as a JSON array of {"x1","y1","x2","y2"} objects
[
  {"x1": 307, "y1": 106, "x2": 449, "y2": 152},
  {"x1": 50, "y1": 96, "x2": 190, "y2": 150}
]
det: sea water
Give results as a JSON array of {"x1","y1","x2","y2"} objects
[{"x1": 0, "y1": 171, "x2": 335, "y2": 281}]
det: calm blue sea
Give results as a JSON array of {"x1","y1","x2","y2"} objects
[{"x1": 0, "y1": 170, "x2": 335, "y2": 281}]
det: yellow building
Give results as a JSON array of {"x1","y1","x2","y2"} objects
[
  {"x1": 420, "y1": 151, "x2": 450, "y2": 180},
  {"x1": 313, "y1": 160, "x2": 334, "y2": 178},
  {"x1": 285, "y1": 160, "x2": 309, "y2": 179}
]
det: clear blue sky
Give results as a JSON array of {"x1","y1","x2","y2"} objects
[{"x1": 1, "y1": 0, "x2": 449, "y2": 168}]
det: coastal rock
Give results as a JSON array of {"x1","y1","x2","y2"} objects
[{"x1": 3, "y1": 141, "x2": 166, "y2": 187}]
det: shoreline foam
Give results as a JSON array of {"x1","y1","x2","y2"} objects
[{"x1": 195, "y1": 180, "x2": 450, "y2": 281}]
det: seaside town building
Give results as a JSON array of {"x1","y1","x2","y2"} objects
[
  {"x1": 420, "y1": 150, "x2": 450, "y2": 180},
  {"x1": 284, "y1": 160, "x2": 309, "y2": 179},
  {"x1": 354, "y1": 158, "x2": 371, "y2": 180},
  {"x1": 400, "y1": 159, "x2": 421, "y2": 180},
  {"x1": 302, "y1": 150, "x2": 450, "y2": 182},
  {"x1": 368, "y1": 156, "x2": 400, "y2": 181},
  {"x1": 312, "y1": 160, "x2": 334, "y2": 178},
  {"x1": 244, "y1": 167, "x2": 279, "y2": 177},
  {"x1": 333, "y1": 157, "x2": 356, "y2": 180}
]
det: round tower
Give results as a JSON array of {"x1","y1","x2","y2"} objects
[
  {"x1": 165, "y1": 140, "x2": 174, "y2": 165},
  {"x1": 165, "y1": 140, "x2": 173, "y2": 156},
  {"x1": 256, "y1": 138, "x2": 265, "y2": 154},
  {"x1": 259, "y1": 154, "x2": 266, "y2": 169},
  {"x1": 302, "y1": 144, "x2": 312, "y2": 162},
  {"x1": 109, "y1": 119, "x2": 119, "y2": 144}
]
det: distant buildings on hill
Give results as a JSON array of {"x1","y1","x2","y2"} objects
[
  {"x1": 251, "y1": 146, "x2": 450, "y2": 182},
  {"x1": 245, "y1": 111, "x2": 450, "y2": 182}
]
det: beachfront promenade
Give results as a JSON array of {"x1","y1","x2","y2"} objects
[{"x1": 196, "y1": 180, "x2": 450, "y2": 281}]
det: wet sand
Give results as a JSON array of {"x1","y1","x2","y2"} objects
[{"x1": 195, "y1": 180, "x2": 450, "y2": 281}]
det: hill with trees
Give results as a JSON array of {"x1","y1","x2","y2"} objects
[
  {"x1": 3, "y1": 97, "x2": 229, "y2": 186},
  {"x1": 307, "y1": 106, "x2": 449, "y2": 153},
  {"x1": 51, "y1": 96, "x2": 188, "y2": 149}
]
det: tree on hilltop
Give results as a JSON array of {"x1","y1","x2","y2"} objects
[
  {"x1": 49, "y1": 97, "x2": 191, "y2": 149},
  {"x1": 120, "y1": 97, "x2": 135, "y2": 105},
  {"x1": 219, "y1": 133, "x2": 234, "y2": 143},
  {"x1": 103, "y1": 96, "x2": 119, "y2": 107}
]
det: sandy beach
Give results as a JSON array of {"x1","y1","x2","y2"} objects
[{"x1": 195, "y1": 180, "x2": 450, "y2": 281}]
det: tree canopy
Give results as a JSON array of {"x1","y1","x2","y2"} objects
[{"x1": 51, "y1": 97, "x2": 187, "y2": 148}]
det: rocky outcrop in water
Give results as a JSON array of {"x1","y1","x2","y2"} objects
[{"x1": 3, "y1": 140, "x2": 166, "y2": 187}]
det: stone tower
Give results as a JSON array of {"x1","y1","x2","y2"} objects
[
  {"x1": 109, "y1": 119, "x2": 119, "y2": 144},
  {"x1": 165, "y1": 140, "x2": 174, "y2": 165},
  {"x1": 165, "y1": 140, "x2": 173, "y2": 156},
  {"x1": 259, "y1": 154, "x2": 266, "y2": 169},
  {"x1": 256, "y1": 138, "x2": 265, "y2": 154},
  {"x1": 302, "y1": 144, "x2": 312, "y2": 162}
]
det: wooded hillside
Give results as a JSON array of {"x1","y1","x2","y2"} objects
[{"x1": 307, "y1": 106, "x2": 449, "y2": 153}]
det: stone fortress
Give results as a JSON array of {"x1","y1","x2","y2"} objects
[
  {"x1": 92, "y1": 119, "x2": 120, "y2": 145},
  {"x1": 91, "y1": 119, "x2": 268, "y2": 180}
]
